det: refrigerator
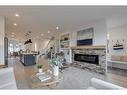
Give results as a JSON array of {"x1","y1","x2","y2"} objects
[{"x1": 4, "y1": 37, "x2": 8, "y2": 65}]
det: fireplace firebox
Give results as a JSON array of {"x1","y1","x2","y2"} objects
[{"x1": 74, "y1": 54, "x2": 99, "y2": 65}]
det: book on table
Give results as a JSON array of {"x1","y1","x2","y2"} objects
[
  {"x1": 36, "y1": 72, "x2": 45, "y2": 76},
  {"x1": 35, "y1": 72, "x2": 52, "y2": 82},
  {"x1": 38, "y1": 74, "x2": 51, "y2": 82}
]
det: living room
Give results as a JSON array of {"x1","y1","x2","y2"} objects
[{"x1": 0, "y1": 6, "x2": 127, "y2": 90}]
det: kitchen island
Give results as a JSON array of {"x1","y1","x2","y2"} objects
[{"x1": 20, "y1": 53, "x2": 38, "y2": 66}]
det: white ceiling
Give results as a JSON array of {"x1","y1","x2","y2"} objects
[{"x1": 0, "y1": 6, "x2": 127, "y2": 42}]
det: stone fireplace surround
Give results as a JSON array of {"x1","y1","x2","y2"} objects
[{"x1": 71, "y1": 45, "x2": 106, "y2": 74}]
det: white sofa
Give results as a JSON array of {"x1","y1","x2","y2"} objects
[
  {"x1": 88, "y1": 78, "x2": 126, "y2": 90},
  {"x1": 0, "y1": 67, "x2": 17, "y2": 89}
]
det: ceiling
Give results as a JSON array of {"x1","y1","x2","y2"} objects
[{"x1": 0, "y1": 6, "x2": 127, "y2": 42}]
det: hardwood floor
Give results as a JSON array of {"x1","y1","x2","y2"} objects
[
  {"x1": 106, "y1": 67, "x2": 127, "y2": 88},
  {"x1": 108, "y1": 67, "x2": 127, "y2": 77},
  {"x1": 8, "y1": 57, "x2": 127, "y2": 89}
]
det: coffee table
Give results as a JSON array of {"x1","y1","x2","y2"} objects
[{"x1": 29, "y1": 72, "x2": 63, "y2": 89}]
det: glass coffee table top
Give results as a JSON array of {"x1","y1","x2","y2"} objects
[{"x1": 29, "y1": 72, "x2": 63, "y2": 89}]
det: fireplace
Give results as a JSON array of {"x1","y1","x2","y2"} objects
[{"x1": 74, "y1": 54, "x2": 99, "y2": 65}]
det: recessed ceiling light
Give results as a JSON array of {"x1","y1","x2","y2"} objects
[
  {"x1": 12, "y1": 32, "x2": 15, "y2": 34},
  {"x1": 48, "y1": 31, "x2": 50, "y2": 33},
  {"x1": 13, "y1": 23, "x2": 17, "y2": 26},
  {"x1": 56, "y1": 26, "x2": 59, "y2": 30},
  {"x1": 11, "y1": 35, "x2": 14, "y2": 37},
  {"x1": 36, "y1": 36, "x2": 39, "y2": 38},
  {"x1": 15, "y1": 13, "x2": 20, "y2": 17}
]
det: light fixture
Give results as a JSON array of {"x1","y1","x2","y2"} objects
[
  {"x1": 12, "y1": 32, "x2": 15, "y2": 34},
  {"x1": 56, "y1": 26, "x2": 59, "y2": 30},
  {"x1": 11, "y1": 35, "x2": 14, "y2": 37},
  {"x1": 107, "y1": 34, "x2": 110, "y2": 40},
  {"x1": 24, "y1": 39, "x2": 32, "y2": 44},
  {"x1": 48, "y1": 31, "x2": 50, "y2": 33},
  {"x1": 15, "y1": 13, "x2": 20, "y2": 17},
  {"x1": 9, "y1": 43, "x2": 13, "y2": 47},
  {"x1": 24, "y1": 31, "x2": 32, "y2": 44},
  {"x1": 13, "y1": 23, "x2": 17, "y2": 26}
]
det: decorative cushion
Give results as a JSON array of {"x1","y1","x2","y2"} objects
[
  {"x1": 121, "y1": 56, "x2": 127, "y2": 62},
  {"x1": 89, "y1": 78, "x2": 126, "y2": 89},
  {"x1": 111, "y1": 56, "x2": 121, "y2": 61}
]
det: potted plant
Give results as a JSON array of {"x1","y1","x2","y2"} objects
[
  {"x1": 49, "y1": 57, "x2": 61, "y2": 76},
  {"x1": 37, "y1": 64, "x2": 43, "y2": 73}
]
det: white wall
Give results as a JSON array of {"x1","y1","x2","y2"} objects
[
  {"x1": 107, "y1": 15, "x2": 127, "y2": 69},
  {"x1": 108, "y1": 24, "x2": 127, "y2": 56},
  {"x1": 36, "y1": 39, "x2": 50, "y2": 51},
  {"x1": 23, "y1": 38, "x2": 51, "y2": 53},
  {"x1": 108, "y1": 25, "x2": 127, "y2": 69},
  {"x1": 69, "y1": 19, "x2": 107, "y2": 47},
  {"x1": 60, "y1": 19, "x2": 107, "y2": 63},
  {"x1": 30, "y1": 39, "x2": 48, "y2": 51},
  {"x1": 0, "y1": 17, "x2": 5, "y2": 65},
  {"x1": 93, "y1": 20, "x2": 107, "y2": 45}
]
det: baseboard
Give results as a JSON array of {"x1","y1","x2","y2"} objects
[{"x1": 0, "y1": 64, "x2": 8, "y2": 69}]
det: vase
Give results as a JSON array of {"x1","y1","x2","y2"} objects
[
  {"x1": 38, "y1": 69, "x2": 43, "y2": 73},
  {"x1": 53, "y1": 66, "x2": 59, "y2": 76}
]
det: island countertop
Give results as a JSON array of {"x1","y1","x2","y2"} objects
[
  {"x1": 20, "y1": 53, "x2": 37, "y2": 66},
  {"x1": 22, "y1": 53, "x2": 38, "y2": 55}
]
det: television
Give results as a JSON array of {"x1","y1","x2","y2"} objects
[{"x1": 77, "y1": 39, "x2": 93, "y2": 46}]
